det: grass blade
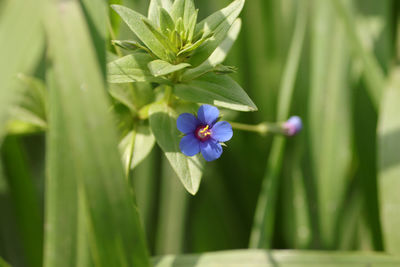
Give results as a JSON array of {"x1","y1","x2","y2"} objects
[
  {"x1": 249, "y1": 1, "x2": 308, "y2": 248},
  {"x1": 378, "y1": 68, "x2": 400, "y2": 255},
  {"x1": 44, "y1": 1, "x2": 150, "y2": 266},
  {"x1": 153, "y1": 249, "x2": 400, "y2": 267},
  {"x1": 0, "y1": 0, "x2": 44, "y2": 143}
]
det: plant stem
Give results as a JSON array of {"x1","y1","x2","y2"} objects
[
  {"x1": 229, "y1": 121, "x2": 284, "y2": 136},
  {"x1": 164, "y1": 85, "x2": 173, "y2": 104},
  {"x1": 107, "y1": 18, "x2": 123, "y2": 58}
]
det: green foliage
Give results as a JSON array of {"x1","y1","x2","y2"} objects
[
  {"x1": 109, "y1": 0, "x2": 253, "y2": 194},
  {"x1": 1, "y1": 0, "x2": 400, "y2": 266},
  {"x1": 149, "y1": 102, "x2": 204, "y2": 195}
]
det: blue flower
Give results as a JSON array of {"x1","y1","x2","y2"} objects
[
  {"x1": 177, "y1": 105, "x2": 233, "y2": 162},
  {"x1": 283, "y1": 116, "x2": 302, "y2": 136}
]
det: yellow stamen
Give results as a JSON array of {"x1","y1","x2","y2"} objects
[{"x1": 199, "y1": 125, "x2": 209, "y2": 134}]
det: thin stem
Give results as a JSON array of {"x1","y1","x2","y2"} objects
[{"x1": 229, "y1": 121, "x2": 284, "y2": 136}]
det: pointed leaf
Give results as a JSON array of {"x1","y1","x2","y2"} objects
[
  {"x1": 108, "y1": 53, "x2": 167, "y2": 83},
  {"x1": 112, "y1": 40, "x2": 152, "y2": 52},
  {"x1": 148, "y1": 60, "x2": 191, "y2": 77},
  {"x1": 182, "y1": 18, "x2": 241, "y2": 81},
  {"x1": 148, "y1": 0, "x2": 172, "y2": 26},
  {"x1": 159, "y1": 7, "x2": 175, "y2": 34},
  {"x1": 174, "y1": 73, "x2": 257, "y2": 112},
  {"x1": 112, "y1": 4, "x2": 170, "y2": 60},
  {"x1": 149, "y1": 102, "x2": 204, "y2": 195},
  {"x1": 189, "y1": 0, "x2": 244, "y2": 66}
]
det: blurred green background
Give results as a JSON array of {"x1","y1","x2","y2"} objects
[{"x1": 1, "y1": 0, "x2": 400, "y2": 266}]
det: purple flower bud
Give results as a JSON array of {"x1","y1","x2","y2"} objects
[{"x1": 283, "y1": 116, "x2": 302, "y2": 136}]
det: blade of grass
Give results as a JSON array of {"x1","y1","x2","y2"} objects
[
  {"x1": 1, "y1": 136, "x2": 43, "y2": 267},
  {"x1": 153, "y1": 249, "x2": 400, "y2": 267},
  {"x1": 249, "y1": 1, "x2": 308, "y2": 248},
  {"x1": 331, "y1": 0, "x2": 386, "y2": 109},
  {"x1": 0, "y1": 0, "x2": 44, "y2": 143},
  {"x1": 44, "y1": 1, "x2": 150, "y2": 266},
  {"x1": 378, "y1": 67, "x2": 400, "y2": 256}
]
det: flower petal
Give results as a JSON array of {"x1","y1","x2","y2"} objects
[
  {"x1": 211, "y1": 121, "x2": 233, "y2": 142},
  {"x1": 179, "y1": 134, "x2": 200, "y2": 156},
  {"x1": 177, "y1": 113, "x2": 199, "y2": 134},
  {"x1": 197, "y1": 105, "x2": 219, "y2": 126},
  {"x1": 200, "y1": 140, "x2": 223, "y2": 162}
]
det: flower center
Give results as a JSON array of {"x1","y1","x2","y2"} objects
[{"x1": 195, "y1": 125, "x2": 212, "y2": 141}]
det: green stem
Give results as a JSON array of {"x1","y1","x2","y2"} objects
[
  {"x1": 164, "y1": 85, "x2": 173, "y2": 104},
  {"x1": 249, "y1": 0, "x2": 308, "y2": 249},
  {"x1": 229, "y1": 121, "x2": 285, "y2": 136}
]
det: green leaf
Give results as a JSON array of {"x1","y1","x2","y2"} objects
[
  {"x1": 9, "y1": 75, "x2": 47, "y2": 130},
  {"x1": 331, "y1": 0, "x2": 385, "y2": 110},
  {"x1": 189, "y1": 0, "x2": 244, "y2": 66},
  {"x1": 141, "y1": 18, "x2": 177, "y2": 55},
  {"x1": 173, "y1": 0, "x2": 195, "y2": 27},
  {"x1": 153, "y1": 249, "x2": 400, "y2": 267},
  {"x1": 112, "y1": 4, "x2": 171, "y2": 60},
  {"x1": 0, "y1": 257, "x2": 11, "y2": 267},
  {"x1": 249, "y1": 2, "x2": 307, "y2": 249},
  {"x1": 0, "y1": 0, "x2": 44, "y2": 144},
  {"x1": 182, "y1": 18, "x2": 241, "y2": 81},
  {"x1": 111, "y1": 40, "x2": 151, "y2": 52},
  {"x1": 170, "y1": 0, "x2": 184, "y2": 22},
  {"x1": 378, "y1": 68, "x2": 400, "y2": 256},
  {"x1": 174, "y1": 73, "x2": 257, "y2": 112},
  {"x1": 307, "y1": 0, "x2": 352, "y2": 248},
  {"x1": 44, "y1": 1, "x2": 150, "y2": 266},
  {"x1": 108, "y1": 53, "x2": 167, "y2": 83},
  {"x1": 109, "y1": 82, "x2": 154, "y2": 112},
  {"x1": 1, "y1": 136, "x2": 43, "y2": 267},
  {"x1": 149, "y1": 102, "x2": 204, "y2": 195},
  {"x1": 148, "y1": 0, "x2": 173, "y2": 26},
  {"x1": 159, "y1": 7, "x2": 175, "y2": 34},
  {"x1": 119, "y1": 123, "x2": 156, "y2": 171},
  {"x1": 186, "y1": 9, "x2": 198, "y2": 43},
  {"x1": 148, "y1": 60, "x2": 191, "y2": 77}
]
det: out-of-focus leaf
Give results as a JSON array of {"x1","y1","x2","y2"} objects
[
  {"x1": 8, "y1": 75, "x2": 47, "y2": 130},
  {"x1": 0, "y1": 257, "x2": 10, "y2": 267},
  {"x1": 378, "y1": 68, "x2": 400, "y2": 256},
  {"x1": 112, "y1": 5, "x2": 171, "y2": 60},
  {"x1": 119, "y1": 123, "x2": 156, "y2": 171},
  {"x1": 250, "y1": 1, "x2": 307, "y2": 249},
  {"x1": 331, "y1": 0, "x2": 385, "y2": 109},
  {"x1": 182, "y1": 18, "x2": 241, "y2": 81},
  {"x1": 153, "y1": 249, "x2": 400, "y2": 267},
  {"x1": 189, "y1": 0, "x2": 244, "y2": 66},
  {"x1": 148, "y1": 0, "x2": 173, "y2": 26},
  {"x1": 108, "y1": 53, "x2": 167, "y2": 83},
  {"x1": 44, "y1": 1, "x2": 150, "y2": 266},
  {"x1": 308, "y1": 0, "x2": 353, "y2": 249},
  {"x1": 0, "y1": 0, "x2": 44, "y2": 144},
  {"x1": 80, "y1": 0, "x2": 107, "y2": 76},
  {"x1": 1, "y1": 136, "x2": 43, "y2": 267},
  {"x1": 148, "y1": 60, "x2": 191, "y2": 77},
  {"x1": 149, "y1": 102, "x2": 204, "y2": 195},
  {"x1": 174, "y1": 73, "x2": 257, "y2": 112}
]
